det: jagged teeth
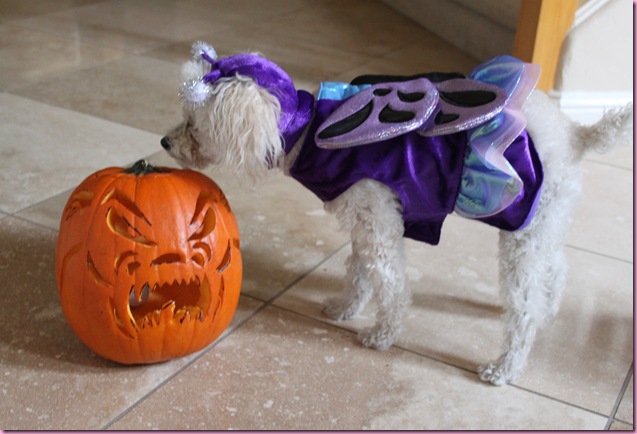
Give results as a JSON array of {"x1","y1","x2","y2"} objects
[
  {"x1": 125, "y1": 275, "x2": 208, "y2": 330},
  {"x1": 129, "y1": 283, "x2": 150, "y2": 307}
]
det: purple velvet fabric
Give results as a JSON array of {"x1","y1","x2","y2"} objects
[
  {"x1": 477, "y1": 130, "x2": 543, "y2": 231},
  {"x1": 290, "y1": 99, "x2": 467, "y2": 244},
  {"x1": 289, "y1": 98, "x2": 543, "y2": 245}
]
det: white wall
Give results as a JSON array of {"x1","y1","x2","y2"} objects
[{"x1": 552, "y1": 0, "x2": 633, "y2": 123}]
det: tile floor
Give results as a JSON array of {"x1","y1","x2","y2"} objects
[{"x1": 0, "y1": 0, "x2": 633, "y2": 430}]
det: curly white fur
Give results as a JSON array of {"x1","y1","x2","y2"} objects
[
  {"x1": 163, "y1": 43, "x2": 633, "y2": 385},
  {"x1": 168, "y1": 59, "x2": 283, "y2": 188}
]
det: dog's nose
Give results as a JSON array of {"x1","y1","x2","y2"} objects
[{"x1": 161, "y1": 137, "x2": 171, "y2": 151}]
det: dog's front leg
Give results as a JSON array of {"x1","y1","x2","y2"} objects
[{"x1": 322, "y1": 180, "x2": 408, "y2": 351}]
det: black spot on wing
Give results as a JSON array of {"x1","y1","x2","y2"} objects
[
  {"x1": 379, "y1": 105, "x2": 415, "y2": 124},
  {"x1": 397, "y1": 91, "x2": 425, "y2": 102},
  {"x1": 373, "y1": 88, "x2": 391, "y2": 96},
  {"x1": 439, "y1": 90, "x2": 496, "y2": 108},
  {"x1": 434, "y1": 111, "x2": 460, "y2": 125},
  {"x1": 317, "y1": 101, "x2": 374, "y2": 139}
]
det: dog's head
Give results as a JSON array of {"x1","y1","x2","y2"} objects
[{"x1": 162, "y1": 41, "x2": 299, "y2": 188}]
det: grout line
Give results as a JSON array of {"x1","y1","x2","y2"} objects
[
  {"x1": 508, "y1": 383, "x2": 613, "y2": 421},
  {"x1": 583, "y1": 155, "x2": 633, "y2": 172},
  {"x1": 5, "y1": 212, "x2": 60, "y2": 234},
  {"x1": 270, "y1": 301, "x2": 614, "y2": 422},
  {"x1": 605, "y1": 362, "x2": 634, "y2": 429},
  {"x1": 564, "y1": 243, "x2": 633, "y2": 265},
  {"x1": 101, "y1": 240, "x2": 350, "y2": 429},
  {"x1": 267, "y1": 241, "x2": 351, "y2": 304}
]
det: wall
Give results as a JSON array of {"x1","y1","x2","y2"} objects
[
  {"x1": 381, "y1": 0, "x2": 633, "y2": 123},
  {"x1": 552, "y1": 0, "x2": 633, "y2": 123}
]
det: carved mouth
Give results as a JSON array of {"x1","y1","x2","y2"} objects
[{"x1": 113, "y1": 275, "x2": 213, "y2": 336}]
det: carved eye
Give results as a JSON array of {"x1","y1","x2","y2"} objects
[
  {"x1": 64, "y1": 190, "x2": 95, "y2": 221},
  {"x1": 114, "y1": 250, "x2": 141, "y2": 276},
  {"x1": 106, "y1": 207, "x2": 155, "y2": 246},
  {"x1": 188, "y1": 208, "x2": 216, "y2": 241}
]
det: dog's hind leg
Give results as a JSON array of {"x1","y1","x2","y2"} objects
[
  {"x1": 479, "y1": 194, "x2": 571, "y2": 385},
  {"x1": 323, "y1": 180, "x2": 408, "y2": 350}
]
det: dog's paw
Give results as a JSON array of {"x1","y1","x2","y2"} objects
[
  {"x1": 477, "y1": 362, "x2": 511, "y2": 386},
  {"x1": 321, "y1": 297, "x2": 357, "y2": 321},
  {"x1": 358, "y1": 326, "x2": 395, "y2": 351}
]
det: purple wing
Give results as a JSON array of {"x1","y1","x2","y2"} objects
[
  {"x1": 315, "y1": 78, "x2": 438, "y2": 149},
  {"x1": 417, "y1": 78, "x2": 508, "y2": 136}
]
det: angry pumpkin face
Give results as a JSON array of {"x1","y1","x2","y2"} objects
[{"x1": 55, "y1": 160, "x2": 242, "y2": 364}]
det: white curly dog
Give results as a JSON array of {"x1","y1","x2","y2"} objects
[{"x1": 162, "y1": 42, "x2": 632, "y2": 385}]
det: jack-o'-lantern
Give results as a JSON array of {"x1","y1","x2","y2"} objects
[{"x1": 55, "y1": 160, "x2": 242, "y2": 364}]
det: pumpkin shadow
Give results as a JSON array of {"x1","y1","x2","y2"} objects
[{"x1": 0, "y1": 222, "x2": 129, "y2": 372}]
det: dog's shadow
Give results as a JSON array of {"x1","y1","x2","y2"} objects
[{"x1": 271, "y1": 257, "x2": 505, "y2": 375}]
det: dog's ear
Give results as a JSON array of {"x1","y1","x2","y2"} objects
[{"x1": 205, "y1": 75, "x2": 284, "y2": 185}]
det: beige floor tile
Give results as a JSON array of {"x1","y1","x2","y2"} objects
[
  {"x1": 14, "y1": 189, "x2": 72, "y2": 231},
  {"x1": 133, "y1": 0, "x2": 312, "y2": 25},
  {"x1": 9, "y1": 0, "x2": 218, "y2": 55},
  {"x1": 0, "y1": 95, "x2": 160, "y2": 214},
  {"x1": 0, "y1": 23, "x2": 126, "y2": 91},
  {"x1": 609, "y1": 421, "x2": 634, "y2": 430},
  {"x1": 146, "y1": 151, "x2": 350, "y2": 302},
  {"x1": 567, "y1": 161, "x2": 633, "y2": 262},
  {"x1": 515, "y1": 247, "x2": 632, "y2": 415},
  {"x1": 0, "y1": 216, "x2": 263, "y2": 429},
  {"x1": 146, "y1": 34, "x2": 375, "y2": 91},
  {"x1": 0, "y1": 0, "x2": 103, "y2": 22},
  {"x1": 109, "y1": 305, "x2": 606, "y2": 430},
  {"x1": 14, "y1": 55, "x2": 184, "y2": 135},
  {"x1": 243, "y1": 0, "x2": 432, "y2": 58},
  {"x1": 615, "y1": 373, "x2": 634, "y2": 423},
  {"x1": 274, "y1": 215, "x2": 503, "y2": 366},
  {"x1": 275, "y1": 213, "x2": 633, "y2": 415},
  {"x1": 585, "y1": 143, "x2": 634, "y2": 171}
]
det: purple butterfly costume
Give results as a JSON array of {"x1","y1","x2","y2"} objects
[{"x1": 201, "y1": 53, "x2": 544, "y2": 245}]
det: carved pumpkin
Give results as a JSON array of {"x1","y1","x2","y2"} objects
[{"x1": 55, "y1": 160, "x2": 242, "y2": 364}]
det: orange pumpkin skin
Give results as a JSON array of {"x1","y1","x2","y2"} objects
[{"x1": 55, "y1": 160, "x2": 242, "y2": 364}]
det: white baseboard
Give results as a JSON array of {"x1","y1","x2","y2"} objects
[{"x1": 548, "y1": 90, "x2": 633, "y2": 124}]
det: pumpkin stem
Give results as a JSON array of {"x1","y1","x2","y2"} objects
[{"x1": 124, "y1": 160, "x2": 165, "y2": 176}]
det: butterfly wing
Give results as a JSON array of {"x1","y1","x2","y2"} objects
[{"x1": 315, "y1": 78, "x2": 439, "y2": 149}]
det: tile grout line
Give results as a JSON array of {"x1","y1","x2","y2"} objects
[
  {"x1": 6, "y1": 212, "x2": 60, "y2": 234},
  {"x1": 604, "y1": 362, "x2": 634, "y2": 429},
  {"x1": 584, "y1": 157, "x2": 634, "y2": 172},
  {"x1": 564, "y1": 243, "x2": 633, "y2": 265},
  {"x1": 100, "y1": 240, "x2": 350, "y2": 429},
  {"x1": 270, "y1": 301, "x2": 615, "y2": 423}
]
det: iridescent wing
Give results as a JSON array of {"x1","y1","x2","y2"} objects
[
  {"x1": 417, "y1": 79, "x2": 508, "y2": 136},
  {"x1": 314, "y1": 78, "x2": 438, "y2": 149},
  {"x1": 454, "y1": 55, "x2": 542, "y2": 219}
]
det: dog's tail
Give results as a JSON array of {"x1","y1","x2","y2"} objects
[{"x1": 572, "y1": 103, "x2": 633, "y2": 160}]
